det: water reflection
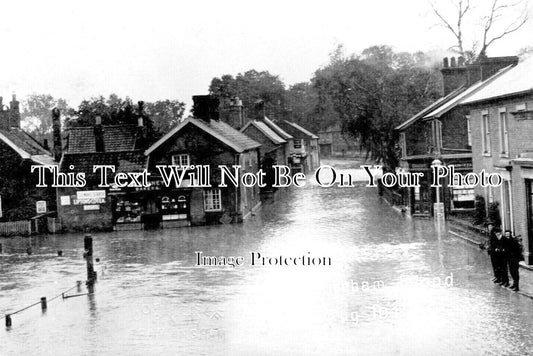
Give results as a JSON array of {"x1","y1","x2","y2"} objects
[{"x1": 1, "y1": 173, "x2": 533, "y2": 355}]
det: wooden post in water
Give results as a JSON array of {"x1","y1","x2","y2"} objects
[
  {"x1": 41, "y1": 297, "x2": 47, "y2": 312},
  {"x1": 5, "y1": 314, "x2": 11, "y2": 328},
  {"x1": 84, "y1": 234, "x2": 96, "y2": 293},
  {"x1": 0, "y1": 243, "x2": 3, "y2": 254}
]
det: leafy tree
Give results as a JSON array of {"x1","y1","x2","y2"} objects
[
  {"x1": 144, "y1": 100, "x2": 186, "y2": 134},
  {"x1": 66, "y1": 94, "x2": 186, "y2": 137},
  {"x1": 209, "y1": 70, "x2": 289, "y2": 120},
  {"x1": 312, "y1": 45, "x2": 441, "y2": 170},
  {"x1": 20, "y1": 94, "x2": 70, "y2": 142}
]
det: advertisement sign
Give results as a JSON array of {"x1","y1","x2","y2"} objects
[{"x1": 36, "y1": 200, "x2": 47, "y2": 213}]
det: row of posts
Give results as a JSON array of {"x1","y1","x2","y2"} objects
[{"x1": 4, "y1": 234, "x2": 97, "y2": 328}]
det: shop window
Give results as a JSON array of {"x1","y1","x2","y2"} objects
[
  {"x1": 160, "y1": 195, "x2": 188, "y2": 221},
  {"x1": 451, "y1": 187, "x2": 475, "y2": 210},
  {"x1": 115, "y1": 197, "x2": 142, "y2": 223},
  {"x1": 204, "y1": 189, "x2": 222, "y2": 212},
  {"x1": 171, "y1": 154, "x2": 190, "y2": 168}
]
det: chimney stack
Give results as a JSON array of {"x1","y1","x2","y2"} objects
[
  {"x1": 52, "y1": 108, "x2": 62, "y2": 161},
  {"x1": 192, "y1": 95, "x2": 219, "y2": 123},
  {"x1": 253, "y1": 99, "x2": 266, "y2": 120},
  {"x1": 94, "y1": 115, "x2": 105, "y2": 152},
  {"x1": 9, "y1": 94, "x2": 20, "y2": 129}
]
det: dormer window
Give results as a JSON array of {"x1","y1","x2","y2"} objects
[{"x1": 172, "y1": 154, "x2": 190, "y2": 168}]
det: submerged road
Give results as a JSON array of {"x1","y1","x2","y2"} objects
[{"x1": 1, "y1": 163, "x2": 533, "y2": 355}]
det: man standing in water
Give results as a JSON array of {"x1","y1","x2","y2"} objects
[
  {"x1": 505, "y1": 230, "x2": 523, "y2": 292},
  {"x1": 486, "y1": 223, "x2": 499, "y2": 283},
  {"x1": 492, "y1": 228, "x2": 509, "y2": 287}
]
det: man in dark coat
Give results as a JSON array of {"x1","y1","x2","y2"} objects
[
  {"x1": 505, "y1": 230, "x2": 523, "y2": 292},
  {"x1": 492, "y1": 228, "x2": 509, "y2": 287},
  {"x1": 486, "y1": 223, "x2": 500, "y2": 283}
]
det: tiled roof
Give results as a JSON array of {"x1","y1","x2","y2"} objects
[
  {"x1": 67, "y1": 125, "x2": 138, "y2": 153},
  {"x1": 277, "y1": 120, "x2": 319, "y2": 139},
  {"x1": 145, "y1": 117, "x2": 261, "y2": 155},
  {"x1": 60, "y1": 151, "x2": 147, "y2": 184},
  {"x1": 262, "y1": 116, "x2": 293, "y2": 140},
  {"x1": 426, "y1": 65, "x2": 513, "y2": 118},
  {"x1": 241, "y1": 120, "x2": 286, "y2": 145},
  {"x1": 0, "y1": 128, "x2": 54, "y2": 164},
  {"x1": 284, "y1": 120, "x2": 318, "y2": 139},
  {"x1": 395, "y1": 87, "x2": 465, "y2": 130},
  {"x1": 462, "y1": 57, "x2": 533, "y2": 104}
]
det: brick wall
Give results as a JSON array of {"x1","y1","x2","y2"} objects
[{"x1": 468, "y1": 93, "x2": 533, "y2": 263}]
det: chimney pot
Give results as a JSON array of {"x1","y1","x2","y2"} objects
[
  {"x1": 443, "y1": 57, "x2": 449, "y2": 68},
  {"x1": 458, "y1": 56, "x2": 465, "y2": 66},
  {"x1": 450, "y1": 57, "x2": 456, "y2": 67}
]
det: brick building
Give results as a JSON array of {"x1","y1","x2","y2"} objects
[
  {"x1": 146, "y1": 95, "x2": 262, "y2": 226},
  {"x1": 57, "y1": 116, "x2": 148, "y2": 231},
  {"x1": 396, "y1": 56, "x2": 518, "y2": 217},
  {"x1": 318, "y1": 123, "x2": 357, "y2": 157},
  {"x1": 461, "y1": 56, "x2": 533, "y2": 266},
  {"x1": 57, "y1": 96, "x2": 262, "y2": 232},
  {"x1": 0, "y1": 95, "x2": 55, "y2": 221},
  {"x1": 276, "y1": 120, "x2": 320, "y2": 174}
]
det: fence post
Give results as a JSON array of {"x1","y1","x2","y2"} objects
[{"x1": 84, "y1": 235, "x2": 96, "y2": 293}]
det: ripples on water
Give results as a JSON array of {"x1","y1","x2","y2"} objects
[{"x1": 1, "y1": 173, "x2": 533, "y2": 355}]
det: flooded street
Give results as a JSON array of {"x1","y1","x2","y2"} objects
[{"x1": 2, "y1": 168, "x2": 533, "y2": 355}]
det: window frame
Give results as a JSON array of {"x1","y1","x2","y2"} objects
[
  {"x1": 499, "y1": 107, "x2": 509, "y2": 157},
  {"x1": 171, "y1": 153, "x2": 191, "y2": 168},
  {"x1": 481, "y1": 110, "x2": 491, "y2": 156},
  {"x1": 203, "y1": 189, "x2": 222, "y2": 212}
]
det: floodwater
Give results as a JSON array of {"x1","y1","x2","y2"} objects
[{"x1": 2, "y1": 164, "x2": 533, "y2": 356}]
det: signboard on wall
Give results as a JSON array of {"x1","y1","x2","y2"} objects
[
  {"x1": 36, "y1": 200, "x2": 47, "y2": 214},
  {"x1": 75, "y1": 190, "x2": 106, "y2": 205}
]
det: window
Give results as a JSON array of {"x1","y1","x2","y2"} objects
[
  {"x1": 431, "y1": 120, "x2": 442, "y2": 152},
  {"x1": 466, "y1": 115, "x2": 472, "y2": 146},
  {"x1": 171, "y1": 154, "x2": 190, "y2": 168},
  {"x1": 204, "y1": 189, "x2": 222, "y2": 212},
  {"x1": 400, "y1": 132, "x2": 407, "y2": 158},
  {"x1": 482, "y1": 110, "x2": 491, "y2": 156},
  {"x1": 450, "y1": 185, "x2": 475, "y2": 210},
  {"x1": 293, "y1": 139, "x2": 302, "y2": 149},
  {"x1": 499, "y1": 108, "x2": 509, "y2": 157}
]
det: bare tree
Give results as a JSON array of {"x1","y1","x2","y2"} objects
[
  {"x1": 430, "y1": 0, "x2": 472, "y2": 57},
  {"x1": 430, "y1": 0, "x2": 530, "y2": 60}
]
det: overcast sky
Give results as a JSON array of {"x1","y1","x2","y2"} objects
[{"x1": 1, "y1": 0, "x2": 532, "y2": 111}]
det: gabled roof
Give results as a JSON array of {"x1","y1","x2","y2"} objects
[
  {"x1": 66, "y1": 125, "x2": 139, "y2": 153},
  {"x1": 395, "y1": 86, "x2": 465, "y2": 131},
  {"x1": 60, "y1": 151, "x2": 147, "y2": 184},
  {"x1": 145, "y1": 117, "x2": 261, "y2": 155},
  {"x1": 262, "y1": 116, "x2": 293, "y2": 140},
  {"x1": 241, "y1": 120, "x2": 286, "y2": 145},
  {"x1": 424, "y1": 65, "x2": 514, "y2": 118},
  {"x1": 462, "y1": 56, "x2": 533, "y2": 104},
  {"x1": 0, "y1": 128, "x2": 54, "y2": 165},
  {"x1": 278, "y1": 120, "x2": 319, "y2": 139}
]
